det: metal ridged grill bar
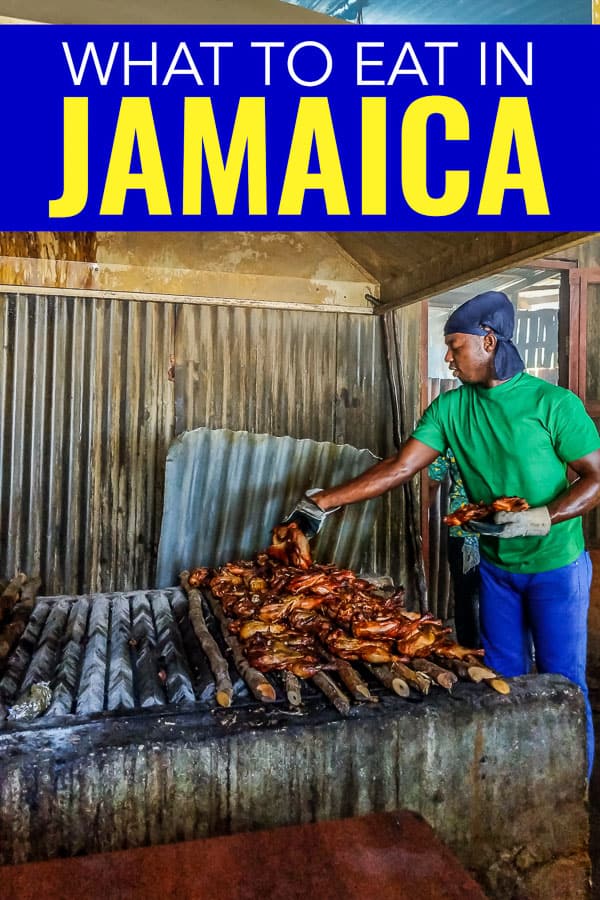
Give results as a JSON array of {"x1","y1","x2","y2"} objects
[{"x1": 0, "y1": 589, "x2": 212, "y2": 721}]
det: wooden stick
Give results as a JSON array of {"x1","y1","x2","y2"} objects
[
  {"x1": 204, "y1": 590, "x2": 276, "y2": 703},
  {"x1": 171, "y1": 589, "x2": 219, "y2": 704},
  {"x1": 467, "y1": 664, "x2": 500, "y2": 683},
  {"x1": 364, "y1": 663, "x2": 409, "y2": 698},
  {"x1": 444, "y1": 658, "x2": 469, "y2": 679},
  {"x1": 180, "y1": 572, "x2": 233, "y2": 708},
  {"x1": 312, "y1": 671, "x2": 351, "y2": 716},
  {"x1": 283, "y1": 670, "x2": 302, "y2": 708},
  {"x1": 464, "y1": 654, "x2": 489, "y2": 668},
  {"x1": 487, "y1": 678, "x2": 511, "y2": 695},
  {"x1": 319, "y1": 648, "x2": 375, "y2": 701},
  {"x1": 411, "y1": 658, "x2": 457, "y2": 691},
  {"x1": 0, "y1": 573, "x2": 28, "y2": 622},
  {"x1": 392, "y1": 660, "x2": 431, "y2": 695},
  {"x1": 0, "y1": 576, "x2": 40, "y2": 662},
  {"x1": 442, "y1": 657, "x2": 510, "y2": 694}
]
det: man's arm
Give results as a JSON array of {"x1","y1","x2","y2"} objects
[
  {"x1": 548, "y1": 449, "x2": 600, "y2": 524},
  {"x1": 313, "y1": 438, "x2": 441, "y2": 511}
]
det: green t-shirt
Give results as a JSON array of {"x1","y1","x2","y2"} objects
[{"x1": 412, "y1": 372, "x2": 600, "y2": 573}]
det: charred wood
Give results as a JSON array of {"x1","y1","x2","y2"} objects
[
  {"x1": 391, "y1": 660, "x2": 432, "y2": 695},
  {"x1": 319, "y1": 648, "x2": 375, "y2": 702},
  {"x1": 411, "y1": 658, "x2": 457, "y2": 691},
  {"x1": 203, "y1": 590, "x2": 276, "y2": 703},
  {"x1": 364, "y1": 663, "x2": 409, "y2": 698},
  {"x1": 311, "y1": 671, "x2": 351, "y2": 716},
  {"x1": 283, "y1": 670, "x2": 302, "y2": 708},
  {"x1": 0, "y1": 573, "x2": 28, "y2": 623},
  {"x1": 179, "y1": 574, "x2": 232, "y2": 707}
]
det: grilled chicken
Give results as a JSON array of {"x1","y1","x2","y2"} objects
[
  {"x1": 186, "y1": 524, "x2": 483, "y2": 680},
  {"x1": 444, "y1": 495, "x2": 529, "y2": 527}
]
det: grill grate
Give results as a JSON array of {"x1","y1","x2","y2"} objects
[
  {"x1": 1, "y1": 589, "x2": 398, "y2": 729},
  {"x1": 1, "y1": 590, "x2": 230, "y2": 723}
]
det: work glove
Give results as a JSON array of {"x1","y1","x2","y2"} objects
[
  {"x1": 283, "y1": 489, "x2": 340, "y2": 539},
  {"x1": 492, "y1": 506, "x2": 552, "y2": 538}
]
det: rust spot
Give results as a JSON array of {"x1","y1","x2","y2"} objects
[
  {"x1": 167, "y1": 356, "x2": 176, "y2": 383},
  {"x1": 0, "y1": 232, "x2": 97, "y2": 263}
]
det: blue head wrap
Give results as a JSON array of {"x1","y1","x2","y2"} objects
[{"x1": 444, "y1": 290, "x2": 525, "y2": 381}]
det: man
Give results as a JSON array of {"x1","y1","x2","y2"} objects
[{"x1": 287, "y1": 290, "x2": 600, "y2": 777}]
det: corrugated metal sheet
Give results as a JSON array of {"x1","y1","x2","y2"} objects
[
  {"x1": 156, "y1": 427, "x2": 382, "y2": 586},
  {"x1": 0, "y1": 293, "x2": 175, "y2": 595},
  {"x1": 173, "y1": 303, "x2": 415, "y2": 585},
  {"x1": 284, "y1": 0, "x2": 590, "y2": 24}
]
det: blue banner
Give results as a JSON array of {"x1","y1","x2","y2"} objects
[{"x1": 0, "y1": 24, "x2": 598, "y2": 231}]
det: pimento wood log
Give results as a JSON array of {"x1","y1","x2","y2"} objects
[
  {"x1": 364, "y1": 663, "x2": 409, "y2": 698},
  {"x1": 0, "y1": 573, "x2": 28, "y2": 623},
  {"x1": 392, "y1": 660, "x2": 432, "y2": 695},
  {"x1": 0, "y1": 576, "x2": 41, "y2": 664},
  {"x1": 180, "y1": 572, "x2": 233, "y2": 708},
  {"x1": 203, "y1": 590, "x2": 276, "y2": 703},
  {"x1": 444, "y1": 658, "x2": 511, "y2": 694},
  {"x1": 411, "y1": 659, "x2": 457, "y2": 691},
  {"x1": 311, "y1": 671, "x2": 351, "y2": 717},
  {"x1": 319, "y1": 648, "x2": 374, "y2": 702},
  {"x1": 283, "y1": 671, "x2": 302, "y2": 708}
]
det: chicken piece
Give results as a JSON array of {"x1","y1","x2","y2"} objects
[
  {"x1": 288, "y1": 524, "x2": 312, "y2": 570},
  {"x1": 188, "y1": 567, "x2": 209, "y2": 588},
  {"x1": 444, "y1": 496, "x2": 529, "y2": 526},
  {"x1": 258, "y1": 600, "x2": 295, "y2": 623},
  {"x1": 491, "y1": 496, "x2": 529, "y2": 512},
  {"x1": 210, "y1": 573, "x2": 244, "y2": 597},
  {"x1": 396, "y1": 623, "x2": 452, "y2": 657},
  {"x1": 287, "y1": 572, "x2": 331, "y2": 594},
  {"x1": 352, "y1": 616, "x2": 426, "y2": 641},
  {"x1": 267, "y1": 523, "x2": 313, "y2": 570},
  {"x1": 238, "y1": 621, "x2": 288, "y2": 640},
  {"x1": 289, "y1": 662, "x2": 325, "y2": 679},
  {"x1": 246, "y1": 637, "x2": 322, "y2": 673},
  {"x1": 325, "y1": 630, "x2": 395, "y2": 664},
  {"x1": 434, "y1": 639, "x2": 486, "y2": 661},
  {"x1": 267, "y1": 530, "x2": 291, "y2": 565}
]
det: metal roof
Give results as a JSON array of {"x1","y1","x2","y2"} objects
[{"x1": 282, "y1": 0, "x2": 591, "y2": 24}]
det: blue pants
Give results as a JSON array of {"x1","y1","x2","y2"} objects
[{"x1": 479, "y1": 551, "x2": 593, "y2": 778}]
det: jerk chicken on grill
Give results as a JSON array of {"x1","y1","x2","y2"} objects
[
  {"x1": 187, "y1": 523, "x2": 484, "y2": 681},
  {"x1": 443, "y1": 495, "x2": 529, "y2": 528}
]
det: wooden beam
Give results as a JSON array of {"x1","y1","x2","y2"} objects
[{"x1": 375, "y1": 232, "x2": 596, "y2": 314}]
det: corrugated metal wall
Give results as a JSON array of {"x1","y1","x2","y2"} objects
[
  {"x1": 0, "y1": 293, "x2": 422, "y2": 595},
  {"x1": 0, "y1": 293, "x2": 176, "y2": 594}
]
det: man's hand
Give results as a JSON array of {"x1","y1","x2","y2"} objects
[
  {"x1": 283, "y1": 490, "x2": 339, "y2": 539},
  {"x1": 493, "y1": 506, "x2": 551, "y2": 538}
]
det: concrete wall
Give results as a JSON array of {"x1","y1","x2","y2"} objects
[{"x1": 0, "y1": 674, "x2": 589, "y2": 899}]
